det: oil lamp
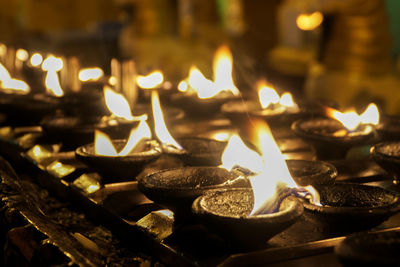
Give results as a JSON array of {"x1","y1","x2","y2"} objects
[
  {"x1": 371, "y1": 141, "x2": 400, "y2": 183},
  {"x1": 292, "y1": 103, "x2": 379, "y2": 159},
  {"x1": 172, "y1": 45, "x2": 240, "y2": 117},
  {"x1": 221, "y1": 79, "x2": 302, "y2": 126}
]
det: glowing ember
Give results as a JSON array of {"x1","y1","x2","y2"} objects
[
  {"x1": 178, "y1": 45, "x2": 240, "y2": 99},
  {"x1": 0, "y1": 63, "x2": 30, "y2": 93},
  {"x1": 30, "y1": 53, "x2": 43, "y2": 67},
  {"x1": 16, "y1": 49, "x2": 29, "y2": 61},
  {"x1": 94, "y1": 120, "x2": 152, "y2": 156},
  {"x1": 296, "y1": 11, "x2": 323, "y2": 31},
  {"x1": 136, "y1": 70, "x2": 164, "y2": 89},
  {"x1": 78, "y1": 67, "x2": 104, "y2": 82},
  {"x1": 257, "y1": 80, "x2": 298, "y2": 110},
  {"x1": 103, "y1": 86, "x2": 146, "y2": 121},
  {"x1": 42, "y1": 55, "x2": 64, "y2": 97},
  {"x1": 325, "y1": 103, "x2": 379, "y2": 131},
  {"x1": 220, "y1": 119, "x2": 320, "y2": 215},
  {"x1": 151, "y1": 90, "x2": 183, "y2": 150}
]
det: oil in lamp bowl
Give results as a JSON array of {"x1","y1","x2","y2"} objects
[
  {"x1": 137, "y1": 167, "x2": 246, "y2": 220},
  {"x1": 75, "y1": 140, "x2": 162, "y2": 182},
  {"x1": 370, "y1": 141, "x2": 400, "y2": 182},
  {"x1": 170, "y1": 92, "x2": 239, "y2": 117},
  {"x1": 221, "y1": 100, "x2": 303, "y2": 127},
  {"x1": 292, "y1": 118, "x2": 375, "y2": 160},
  {"x1": 286, "y1": 159, "x2": 337, "y2": 186},
  {"x1": 192, "y1": 188, "x2": 303, "y2": 249},
  {"x1": 335, "y1": 231, "x2": 400, "y2": 266},
  {"x1": 171, "y1": 137, "x2": 227, "y2": 166},
  {"x1": 302, "y1": 183, "x2": 400, "y2": 234}
]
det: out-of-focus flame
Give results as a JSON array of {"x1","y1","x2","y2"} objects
[
  {"x1": 79, "y1": 67, "x2": 104, "y2": 82},
  {"x1": 136, "y1": 70, "x2": 164, "y2": 89},
  {"x1": 94, "y1": 130, "x2": 118, "y2": 156},
  {"x1": 257, "y1": 80, "x2": 298, "y2": 109},
  {"x1": 42, "y1": 56, "x2": 64, "y2": 97},
  {"x1": 151, "y1": 90, "x2": 183, "y2": 150},
  {"x1": 213, "y1": 45, "x2": 240, "y2": 96},
  {"x1": 187, "y1": 66, "x2": 218, "y2": 99},
  {"x1": 94, "y1": 120, "x2": 151, "y2": 156},
  {"x1": 177, "y1": 80, "x2": 188, "y2": 92},
  {"x1": 257, "y1": 80, "x2": 279, "y2": 109},
  {"x1": 0, "y1": 63, "x2": 30, "y2": 93},
  {"x1": 0, "y1": 43, "x2": 6, "y2": 58},
  {"x1": 103, "y1": 86, "x2": 135, "y2": 121},
  {"x1": 30, "y1": 53, "x2": 43, "y2": 67},
  {"x1": 296, "y1": 11, "x2": 323, "y2": 31},
  {"x1": 325, "y1": 103, "x2": 379, "y2": 131},
  {"x1": 16, "y1": 49, "x2": 29, "y2": 61}
]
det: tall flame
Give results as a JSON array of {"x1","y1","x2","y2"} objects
[
  {"x1": 42, "y1": 56, "x2": 64, "y2": 97},
  {"x1": 103, "y1": 86, "x2": 135, "y2": 121},
  {"x1": 325, "y1": 103, "x2": 379, "y2": 131},
  {"x1": 136, "y1": 70, "x2": 164, "y2": 89},
  {"x1": 79, "y1": 67, "x2": 104, "y2": 82},
  {"x1": 151, "y1": 90, "x2": 183, "y2": 150},
  {"x1": 94, "y1": 120, "x2": 152, "y2": 156},
  {"x1": 0, "y1": 63, "x2": 30, "y2": 93},
  {"x1": 213, "y1": 45, "x2": 240, "y2": 96}
]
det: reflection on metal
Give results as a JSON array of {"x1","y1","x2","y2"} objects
[
  {"x1": 136, "y1": 209, "x2": 174, "y2": 240},
  {"x1": 73, "y1": 174, "x2": 101, "y2": 194},
  {"x1": 46, "y1": 161, "x2": 76, "y2": 178}
]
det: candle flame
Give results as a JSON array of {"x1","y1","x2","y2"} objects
[
  {"x1": 16, "y1": 49, "x2": 29, "y2": 61},
  {"x1": 325, "y1": 103, "x2": 379, "y2": 131},
  {"x1": 79, "y1": 67, "x2": 104, "y2": 82},
  {"x1": 94, "y1": 120, "x2": 152, "y2": 156},
  {"x1": 296, "y1": 11, "x2": 323, "y2": 31},
  {"x1": 103, "y1": 86, "x2": 134, "y2": 121},
  {"x1": 0, "y1": 63, "x2": 30, "y2": 93},
  {"x1": 257, "y1": 80, "x2": 297, "y2": 109},
  {"x1": 42, "y1": 56, "x2": 64, "y2": 97},
  {"x1": 136, "y1": 70, "x2": 164, "y2": 89},
  {"x1": 151, "y1": 90, "x2": 183, "y2": 150},
  {"x1": 187, "y1": 66, "x2": 218, "y2": 99},
  {"x1": 30, "y1": 53, "x2": 43, "y2": 67}
]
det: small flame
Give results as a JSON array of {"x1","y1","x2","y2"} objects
[
  {"x1": 16, "y1": 49, "x2": 29, "y2": 61},
  {"x1": 151, "y1": 90, "x2": 183, "y2": 150},
  {"x1": 303, "y1": 185, "x2": 321, "y2": 206},
  {"x1": 30, "y1": 53, "x2": 43, "y2": 67},
  {"x1": 325, "y1": 103, "x2": 379, "y2": 131},
  {"x1": 108, "y1": 76, "x2": 117, "y2": 86},
  {"x1": 94, "y1": 130, "x2": 118, "y2": 156},
  {"x1": 257, "y1": 80, "x2": 280, "y2": 109},
  {"x1": 94, "y1": 120, "x2": 152, "y2": 156},
  {"x1": 103, "y1": 86, "x2": 135, "y2": 121},
  {"x1": 280, "y1": 92, "x2": 297, "y2": 108},
  {"x1": 136, "y1": 70, "x2": 164, "y2": 89},
  {"x1": 177, "y1": 80, "x2": 188, "y2": 92},
  {"x1": 187, "y1": 66, "x2": 218, "y2": 99},
  {"x1": 213, "y1": 45, "x2": 240, "y2": 96},
  {"x1": 79, "y1": 67, "x2": 104, "y2": 82},
  {"x1": 0, "y1": 63, "x2": 30, "y2": 93},
  {"x1": 42, "y1": 56, "x2": 64, "y2": 97},
  {"x1": 296, "y1": 11, "x2": 323, "y2": 31}
]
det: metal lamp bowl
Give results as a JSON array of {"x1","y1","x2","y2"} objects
[
  {"x1": 192, "y1": 188, "x2": 303, "y2": 249},
  {"x1": 287, "y1": 159, "x2": 337, "y2": 186},
  {"x1": 371, "y1": 141, "x2": 400, "y2": 181},
  {"x1": 302, "y1": 183, "x2": 400, "y2": 234},
  {"x1": 75, "y1": 140, "x2": 162, "y2": 182}
]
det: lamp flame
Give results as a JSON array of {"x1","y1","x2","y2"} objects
[
  {"x1": 187, "y1": 66, "x2": 218, "y2": 99},
  {"x1": 151, "y1": 90, "x2": 183, "y2": 150},
  {"x1": 42, "y1": 56, "x2": 64, "y2": 97},
  {"x1": 325, "y1": 103, "x2": 379, "y2": 131},
  {"x1": 79, "y1": 67, "x2": 104, "y2": 82},
  {"x1": 103, "y1": 86, "x2": 135, "y2": 121},
  {"x1": 213, "y1": 45, "x2": 240, "y2": 96},
  {"x1": 0, "y1": 63, "x2": 30, "y2": 93},
  {"x1": 94, "y1": 120, "x2": 152, "y2": 156},
  {"x1": 257, "y1": 80, "x2": 297, "y2": 109},
  {"x1": 16, "y1": 49, "x2": 29, "y2": 61},
  {"x1": 136, "y1": 70, "x2": 164, "y2": 89},
  {"x1": 296, "y1": 11, "x2": 323, "y2": 31},
  {"x1": 30, "y1": 53, "x2": 43, "y2": 67}
]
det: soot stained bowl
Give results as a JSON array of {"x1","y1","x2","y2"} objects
[
  {"x1": 371, "y1": 141, "x2": 400, "y2": 182},
  {"x1": 75, "y1": 140, "x2": 162, "y2": 182},
  {"x1": 302, "y1": 183, "x2": 400, "y2": 234},
  {"x1": 192, "y1": 188, "x2": 303, "y2": 249},
  {"x1": 287, "y1": 159, "x2": 337, "y2": 186},
  {"x1": 292, "y1": 118, "x2": 375, "y2": 160},
  {"x1": 138, "y1": 167, "x2": 245, "y2": 220}
]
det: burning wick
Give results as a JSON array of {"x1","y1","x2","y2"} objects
[
  {"x1": 136, "y1": 70, "x2": 164, "y2": 89},
  {"x1": 220, "y1": 119, "x2": 320, "y2": 216},
  {"x1": 151, "y1": 90, "x2": 184, "y2": 152},
  {"x1": 325, "y1": 103, "x2": 379, "y2": 132},
  {"x1": 257, "y1": 79, "x2": 298, "y2": 111},
  {"x1": 94, "y1": 120, "x2": 152, "y2": 156},
  {"x1": 0, "y1": 63, "x2": 30, "y2": 93},
  {"x1": 79, "y1": 67, "x2": 104, "y2": 82}
]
